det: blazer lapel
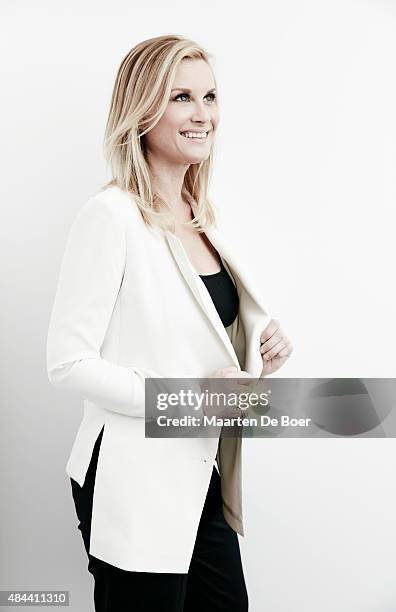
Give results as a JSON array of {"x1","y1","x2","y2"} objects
[
  {"x1": 205, "y1": 225, "x2": 272, "y2": 377},
  {"x1": 165, "y1": 220, "x2": 271, "y2": 375},
  {"x1": 204, "y1": 225, "x2": 268, "y2": 314},
  {"x1": 165, "y1": 231, "x2": 240, "y2": 368}
]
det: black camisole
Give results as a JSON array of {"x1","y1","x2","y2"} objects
[{"x1": 199, "y1": 258, "x2": 239, "y2": 328}]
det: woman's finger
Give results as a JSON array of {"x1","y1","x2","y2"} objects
[
  {"x1": 276, "y1": 342, "x2": 294, "y2": 358},
  {"x1": 260, "y1": 330, "x2": 287, "y2": 353},
  {"x1": 262, "y1": 338, "x2": 288, "y2": 360},
  {"x1": 259, "y1": 319, "x2": 280, "y2": 344}
]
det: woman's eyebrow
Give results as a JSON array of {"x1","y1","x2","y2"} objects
[{"x1": 171, "y1": 87, "x2": 216, "y2": 93}]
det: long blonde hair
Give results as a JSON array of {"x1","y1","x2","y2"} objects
[{"x1": 102, "y1": 34, "x2": 218, "y2": 233}]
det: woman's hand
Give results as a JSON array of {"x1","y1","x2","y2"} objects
[
  {"x1": 260, "y1": 319, "x2": 293, "y2": 376},
  {"x1": 200, "y1": 366, "x2": 255, "y2": 419}
]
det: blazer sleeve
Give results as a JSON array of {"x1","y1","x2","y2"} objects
[{"x1": 46, "y1": 196, "x2": 165, "y2": 418}]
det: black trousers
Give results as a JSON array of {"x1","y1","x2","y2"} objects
[{"x1": 70, "y1": 426, "x2": 249, "y2": 612}]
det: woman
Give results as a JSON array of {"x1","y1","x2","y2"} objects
[{"x1": 46, "y1": 34, "x2": 293, "y2": 612}]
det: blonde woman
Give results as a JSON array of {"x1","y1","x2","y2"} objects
[{"x1": 47, "y1": 34, "x2": 293, "y2": 612}]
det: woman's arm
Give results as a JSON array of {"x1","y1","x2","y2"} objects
[{"x1": 46, "y1": 196, "x2": 159, "y2": 418}]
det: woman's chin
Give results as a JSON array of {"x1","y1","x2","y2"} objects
[{"x1": 179, "y1": 150, "x2": 211, "y2": 164}]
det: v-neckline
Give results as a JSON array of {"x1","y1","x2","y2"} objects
[{"x1": 199, "y1": 259, "x2": 224, "y2": 278}]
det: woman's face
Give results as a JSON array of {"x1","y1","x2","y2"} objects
[{"x1": 144, "y1": 58, "x2": 219, "y2": 166}]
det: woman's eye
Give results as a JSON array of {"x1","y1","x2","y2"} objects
[
  {"x1": 174, "y1": 93, "x2": 216, "y2": 102},
  {"x1": 174, "y1": 93, "x2": 190, "y2": 102}
]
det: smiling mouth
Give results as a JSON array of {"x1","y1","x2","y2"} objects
[{"x1": 179, "y1": 131, "x2": 211, "y2": 140}]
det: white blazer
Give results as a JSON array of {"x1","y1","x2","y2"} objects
[{"x1": 46, "y1": 185, "x2": 271, "y2": 573}]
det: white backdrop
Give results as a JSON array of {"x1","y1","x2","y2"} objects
[{"x1": 1, "y1": 1, "x2": 395, "y2": 610}]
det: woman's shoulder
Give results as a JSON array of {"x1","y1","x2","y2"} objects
[
  {"x1": 82, "y1": 184, "x2": 141, "y2": 222},
  {"x1": 66, "y1": 185, "x2": 143, "y2": 244}
]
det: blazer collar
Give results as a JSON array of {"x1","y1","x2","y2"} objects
[{"x1": 164, "y1": 215, "x2": 269, "y2": 370}]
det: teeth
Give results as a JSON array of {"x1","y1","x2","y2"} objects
[{"x1": 180, "y1": 131, "x2": 208, "y2": 139}]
